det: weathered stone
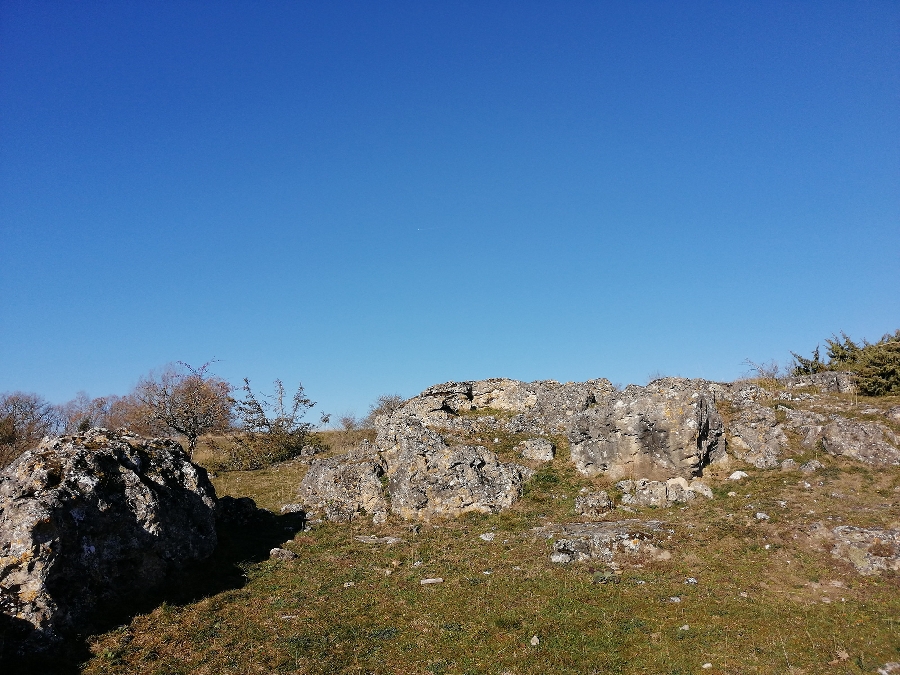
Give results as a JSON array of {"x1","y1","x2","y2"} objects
[
  {"x1": 297, "y1": 442, "x2": 389, "y2": 524},
  {"x1": 615, "y1": 477, "x2": 710, "y2": 508},
  {"x1": 821, "y1": 419, "x2": 900, "y2": 465},
  {"x1": 780, "y1": 459, "x2": 798, "y2": 471},
  {"x1": 0, "y1": 429, "x2": 217, "y2": 644},
  {"x1": 377, "y1": 417, "x2": 532, "y2": 521},
  {"x1": 517, "y1": 438, "x2": 555, "y2": 461},
  {"x1": 535, "y1": 520, "x2": 669, "y2": 565},
  {"x1": 568, "y1": 379, "x2": 725, "y2": 479},
  {"x1": 574, "y1": 491, "x2": 612, "y2": 518},
  {"x1": 269, "y1": 547, "x2": 297, "y2": 561},
  {"x1": 887, "y1": 406, "x2": 900, "y2": 423},
  {"x1": 829, "y1": 525, "x2": 900, "y2": 575},
  {"x1": 783, "y1": 371, "x2": 856, "y2": 394},
  {"x1": 800, "y1": 459, "x2": 823, "y2": 474},
  {"x1": 727, "y1": 390, "x2": 788, "y2": 468}
]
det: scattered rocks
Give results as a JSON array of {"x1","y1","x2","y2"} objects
[
  {"x1": 0, "y1": 429, "x2": 217, "y2": 645},
  {"x1": 517, "y1": 438, "x2": 555, "y2": 461},
  {"x1": 354, "y1": 535, "x2": 405, "y2": 545},
  {"x1": 574, "y1": 490, "x2": 612, "y2": 518}
]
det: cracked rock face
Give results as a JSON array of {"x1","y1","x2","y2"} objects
[
  {"x1": 0, "y1": 429, "x2": 217, "y2": 644},
  {"x1": 297, "y1": 442, "x2": 389, "y2": 524},
  {"x1": 568, "y1": 379, "x2": 726, "y2": 479},
  {"x1": 377, "y1": 416, "x2": 532, "y2": 521},
  {"x1": 821, "y1": 420, "x2": 900, "y2": 466}
]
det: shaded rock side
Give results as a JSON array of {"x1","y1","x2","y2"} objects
[
  {"x1": 377, "y1": 416, "x2": 532, "y2": 520},
  {"x1": 297, "y1": 442, "x2": 389, "y2": 524},
  {"x1": 0, "y1": 429, "x2": 217, "y2": 643},
  {"x1": 568, "y1": 378, "x2": 725, "y2": 479}
]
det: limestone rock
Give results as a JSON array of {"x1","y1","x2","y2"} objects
[
  {"x1": 783, "y1": 371, "x2": 856, "y2": 394},
  {"x1": 517, "y1": 438, "x2": 555, "y2": 461},
  {"x1": 536, "y1": 520, "x2": 669, "y2": 565},
  {"x1": 0, "y1": 429, "x2": 217, "y2": 644},
  {"x1": 378, "y1": 417, "x2": 532, "y2": 520},
  {"x1": 574, "y1": 491, "x2": 612, "y2": 519},
  {"x1": 269, "y1": 547, "x2": 297, "y2": 561},
  {"x1": 727, "y1": 388, "x2": 788, "y2": 468},
  {"x1": 568, "y1": 379, "x2": 725, "y2": 479},
  {"x1": 616, "y1": 477, "x2": 712, "y2": 507},
  {"x1": 821, "y1": 419, "x2": 900, "y2": 466},
  {"x1": 829, "y1": 525, "x2": 899, "y2": 575},
  {"x1": 297, "y1": 442, "x2": 389, "y2": 524}
]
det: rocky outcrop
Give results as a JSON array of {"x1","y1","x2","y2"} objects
[
  {"x1": 297, "y1": 442, "x2": 389, "y2": 523},
  {"x1": 821, "y1": 420, "x2": 900, "y2": 465},
  {"x1": 534, "y1": 520, "x2": 671, "y2": 565},
  {"x1": 0, "y1": 429, "x2": 217, "y2": 644},
  {"x1": 376, "y1": 416, "x2": 532, "y2": 521},
  {"x1": 568, "y1": 379, "x2": 725, "y2": 479}
]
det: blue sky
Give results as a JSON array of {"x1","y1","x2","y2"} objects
[{"x1": 1, "y1": 1, "x2": 898, "y2": 420}]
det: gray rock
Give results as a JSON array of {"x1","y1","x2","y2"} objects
[
  {"x1": 537, "y1": 520, "x2": 669, "y2": 564},
  {"x1": 297, "y1": 441, "x2": 389, "y2": 524},
  {"x1": 780, "y1": 459, "x2": 798, "y2": 471},
  {"x1": 0, "y1": 429, "x2": 217, "y2": 644},
  {"x1": 574, "y1": 491, "x2": 612, "y2": 518},
  {"x1": 269, "y1": 547, "x2": 297, "y2": 561},
  {"x1": 887, "y1": 406, "x2": 900, "y2": 423},
  {"x1": 821, "y1": 419, "x2": 900, "y2": 465},
  {"x1": 378, "y1": 417, "x2": 532, "y2": 521},
  {"x1": 518, "y1": 438, "x2": 555, "y2": 461},
  {"x1": 354, "y1": 535, "x2": 405, "y2": 545},
  {"x1": 829, "y1": 525, "x2": 899, "y2": 575},
  {"x1": 783, "y1": 371, "x2": 856, "y2": 394},
  {"x1": 727, "y1": 389, "x2": 788, "y2": 468},
  {"x1": 800, "y1": 459, "x2": 823, "y2": 474},
  {"x1": 616, "y1": 477, "x2": 710, "y2": 507},
  {"x1": 568, "y1": 379, "x2": 725, "y2": 479}
]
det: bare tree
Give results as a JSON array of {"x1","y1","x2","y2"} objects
[
  {"x1": 135, "y1": 361, "x2": 233, "y2": 458},
  {"x1": 363, "y1": 394, "x2": 404, "y2": 427},
  {"x1": 0, "y1": 391, "x2": 63, "y2": 467},
  {"x1": 227, "y1": 378, "x2": 329, "y2": 469},
  {"x1": 337, "y1": 413, "x2": 361, "y2": 431}
]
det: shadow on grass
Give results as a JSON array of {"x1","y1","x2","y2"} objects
[{"x1": 2, "y1": 497, "x2": 307, "y2": 674}]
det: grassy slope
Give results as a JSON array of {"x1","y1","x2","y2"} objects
[{"x1": 78, "y1": 391, "x2": 900, "y2": 674}]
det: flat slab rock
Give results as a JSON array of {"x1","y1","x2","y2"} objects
[
  {"x1": 534, "y1": 520, "x2": 672, "y2": 565},
  {"x1": 0, "y1": 429, "x2": 217, "y2": 645},
  {"x1": 815, "y1": 524, "x2": 900, "y2": 575}
]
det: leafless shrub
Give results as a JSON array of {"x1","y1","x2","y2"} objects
[
  {"x1": 363, "y1": 394, "x2": 405, "y2": 427},
  {"x1": 0, "y1": 391, "x2": 63, "y2": 467}
]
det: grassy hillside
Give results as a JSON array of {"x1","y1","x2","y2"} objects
[{"x1": 35, "y1": 390, "x2": 900, "y2": 674}]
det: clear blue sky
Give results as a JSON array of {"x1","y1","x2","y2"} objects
[{"x1": 1, "y1": 1, "x2": 898, "y2": 420}]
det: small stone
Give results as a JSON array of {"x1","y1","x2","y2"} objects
[
  {"x1": 420, "y1": 577, "x2": 444, "y2": 585},
  {"x1": 280, "y1": 503, "x2": 305, "y2": 514},
  {"x1": 413, "y1": 560, "x2": 423, "y2": 567},
  {"x1": 669, "y1": 596, "x2": 681, "y2": 603},
  {"x1": 729, "y1": 471, "x2": 749, "y2": 480},
  {"x1": 800, "y1": 459, "x2": 823, "y2": 474},
  {"x1": 530, "y1": 635, "x2": 540, "y2": 646},
  {"x1": 479, "y1": 532, "x2": 496, "y2": 542},
  {"x1": 739, "y1": 591, "x2": 748, "y2": 598},
  {"x1": 269, "y1": 547, "x2": 297, "y2": 561},
  {"x1": 702, "y1": 664, "x2": 713, "y2": 670},
  {"x1": 727, "y1": 491, "x2": 737, "y2": 497},
  {"x1": 685, "y1": 577, "x2": 698, "y2": 585},
  {"x1": 780, "y1": 459, "x2": 798, "y2": 471},
  {"x1": 755, "y1": 512, "x2": 770, "y2": 521},
  {"x1": 343, "y1": 581, "x2": 355, "y2": 587},
  {"x1": 679, "y1": 624, "x2": 689, "y2": 631}
]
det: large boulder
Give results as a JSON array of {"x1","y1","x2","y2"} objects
[
  {"x1": 567, "y1": 379, "x2": 726, "y2": 479},
  {"x1": 297, "y1": 442, "x2": 389, "y2": 523},
  {"x1": 820, "y1": 419, "x2": 900, "y2": 465},
  {"x1": 0, "y1": 429, "x2": 217, "y2": 645},
  {"x1": 376, "y1": 416, "x2": 532, "y2": 521}
]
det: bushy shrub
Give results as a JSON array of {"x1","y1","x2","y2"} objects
[{"x1": 792, "y1": 330, "x2": 900, "y2": 396}]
